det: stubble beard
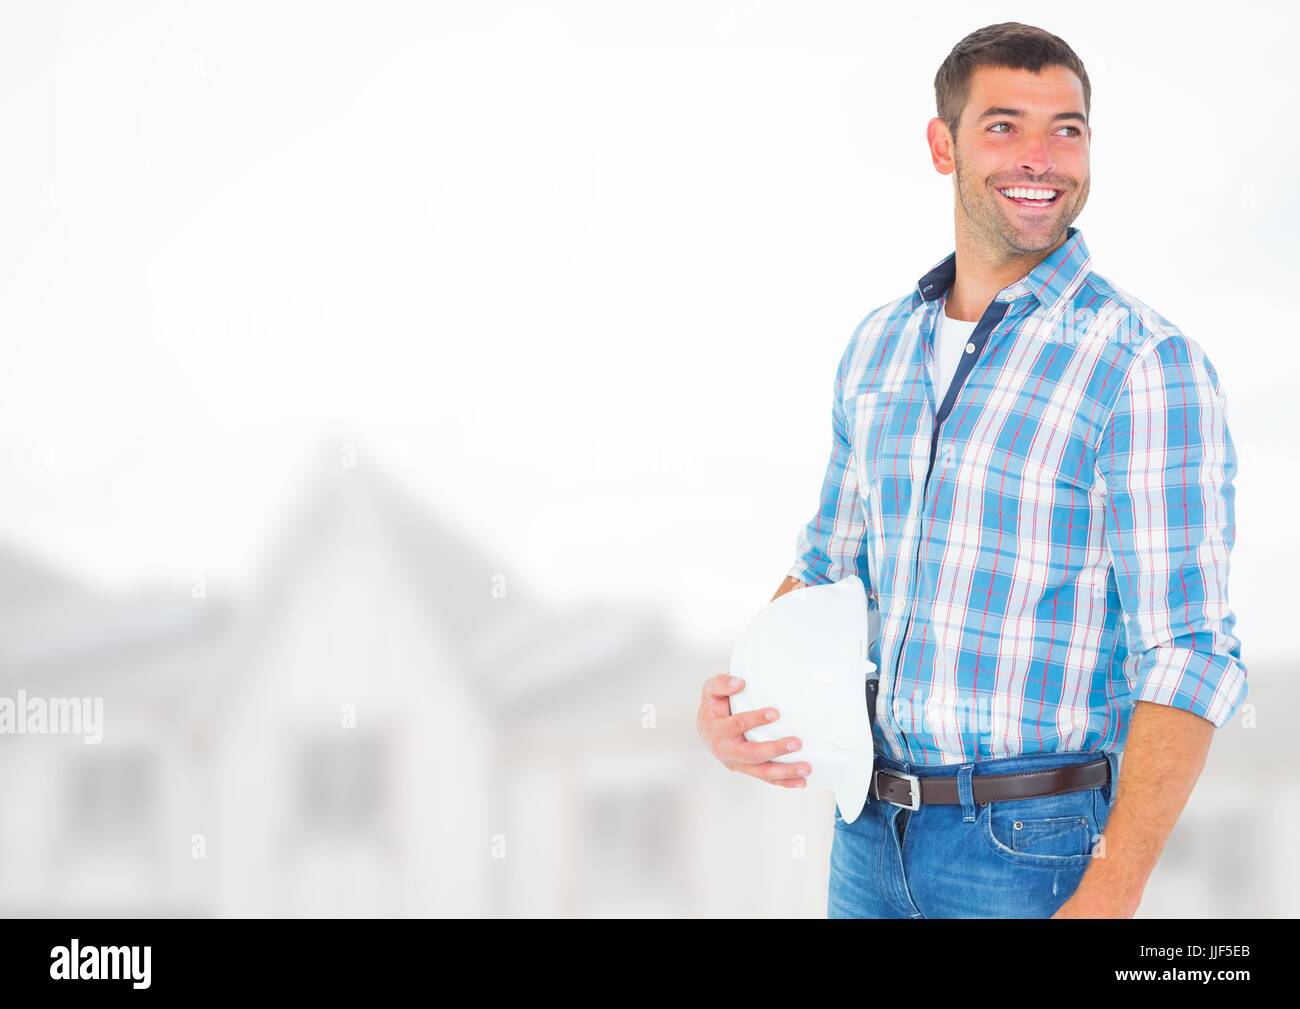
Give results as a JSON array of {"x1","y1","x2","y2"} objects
[{"x1": 954, "y1": 147, "x2": 1086, "y2": 258}]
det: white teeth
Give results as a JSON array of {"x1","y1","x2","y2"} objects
[{"x1": 999, "y1": 187, "x2": 1058, "y2": 201}]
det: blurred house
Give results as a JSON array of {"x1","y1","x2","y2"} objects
[
  {"x1": 0, "y1": 451, "x2": 758, "y2": 917},
  {"x1": 0, "y1": 450, "x2": 1290, "y2": 917}
]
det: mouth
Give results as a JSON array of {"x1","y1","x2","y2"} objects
[{"x1": 995, "y1": 185, "x2": 1064, "y2": 209}]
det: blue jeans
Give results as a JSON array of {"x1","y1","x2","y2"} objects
[{"x1": 829, "y1": 745, "x2": 1121, "y2": 918}]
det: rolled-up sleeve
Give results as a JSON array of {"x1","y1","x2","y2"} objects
[
  {"x1": 1094, "y1": 332, "x2": 1248, "y2": 728},
  {"x1": 787, "y1": 336, "x2": 872, "y2": 590}
]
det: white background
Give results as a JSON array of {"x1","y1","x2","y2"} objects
[
  {"x1": 1, "y1": 2, "x2": 1292, "y2": 656},
  {"x1": 1, "y1": 0, "x2": 1295, "y2": 921}
]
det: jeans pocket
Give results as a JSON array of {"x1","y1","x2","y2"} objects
[
  {"x1": 977, "y1": 787, "x2": 1100, "y2": 868},
  {"x1": 1091, "y1": 779, "x2": 1114, "y2": 850}
]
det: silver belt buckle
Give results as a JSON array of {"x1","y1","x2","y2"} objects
[{"x1": 878, "y1": 769, "x2": 921, "y2": 810}]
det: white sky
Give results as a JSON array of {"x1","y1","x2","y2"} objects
[{"x1": 0, "y1": 1, "x2": 1295, "y2": 666}]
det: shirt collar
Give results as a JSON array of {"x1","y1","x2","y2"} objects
[{"x1": 914, "y1": 226, "x2": 1092, "y2": 317}]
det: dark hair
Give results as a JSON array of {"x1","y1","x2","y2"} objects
[{"x1": 934, "y1": 22, "x2": 1091, "y2": 140}]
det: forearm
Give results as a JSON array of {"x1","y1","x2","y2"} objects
[{"x1": 1069, "y1": 700, "x2": 1215, "y2": 915}]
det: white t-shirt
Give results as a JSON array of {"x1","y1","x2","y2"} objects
[{"x1": 931, "y1": 303, "x2": 979, "y2": 407}]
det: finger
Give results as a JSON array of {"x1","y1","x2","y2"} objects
[
  {"x1": 714, "y1": 704, "x2": 780, "y2": 742},
  {"x1": 701, "y1": 674, "x2": 745, "y2": 718},
  {"x1": 715, "y1": 733, "x2": 802, "y2": 765},
  {"x1": 702, "y1": 673, "x2": 745, "y2": 701},
  {"x1": 730, "y1": 759, "x2": 811, "y2": 784}
]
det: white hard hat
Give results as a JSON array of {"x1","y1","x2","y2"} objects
[{"x1": 728, "y1": 575, "x2": 879, "y2": 824}]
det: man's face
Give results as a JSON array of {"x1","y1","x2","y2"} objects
[{"x1": 936, "y1": 64, "x2": 1091, "y2": 256}]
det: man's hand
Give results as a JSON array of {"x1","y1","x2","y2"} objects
[
  {"x1": 697, "y1": 674, "x2": 809, "y2": 788},
  {"x1": 1051, "y1": 702, "x2": 1216, "y2": 919},
  {"x1": 1051, "y1": 890, "x2": 1138, "y2": 918}
]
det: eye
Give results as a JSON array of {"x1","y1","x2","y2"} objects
[{"x1": 987, "y1": 122, "x2": 1084, "y2": 137}]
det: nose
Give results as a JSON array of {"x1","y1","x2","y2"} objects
[{"x1": 1016, "y1": 133, "x2": 1055, "y2": 179}]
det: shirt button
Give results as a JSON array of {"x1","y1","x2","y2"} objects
[{"x1": 965, "y1": 342, "x2": 976, "y2": 354}]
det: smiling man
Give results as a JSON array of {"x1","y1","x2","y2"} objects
[{"x1": 697, "y1": 21, "x2": 1248, "y2": 918}]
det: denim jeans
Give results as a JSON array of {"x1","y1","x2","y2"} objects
[{"x1": 829, "y1": 745, "x2": 1121, "y2": 918}]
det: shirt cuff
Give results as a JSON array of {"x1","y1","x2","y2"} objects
[
  {"x1": 1130, "y1": 646, "x2": 1249, "y2": 728},
  {"x1": 786, "y1": 562, "x2": 827, "y2": 586}
]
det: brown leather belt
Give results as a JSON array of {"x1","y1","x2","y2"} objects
[{"x1": 870, "y1": 756, "x2": 1111, "y2": 810}]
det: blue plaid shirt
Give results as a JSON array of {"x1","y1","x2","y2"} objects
[{"x1": 789, "y1": 226, "x2": 1248, "y2": 765}]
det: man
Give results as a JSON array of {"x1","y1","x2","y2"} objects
[{"x1": 696, "y1": 22, "x2": 1247, "y2": 918}]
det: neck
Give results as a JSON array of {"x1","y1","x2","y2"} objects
[{"x1": 945, "y1": 219, "x2": 1068, "y2": 322}]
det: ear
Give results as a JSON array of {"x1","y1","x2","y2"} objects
[{"x1": 927, "y1": 117, "x2": 955, "y2": 176}]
